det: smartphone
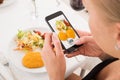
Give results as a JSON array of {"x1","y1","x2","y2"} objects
[{"x1": 45, "y1": 11, "x2": 83, "y2": 53}]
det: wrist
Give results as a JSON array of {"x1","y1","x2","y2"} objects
[
  {"x1": 50, "y1": 78, "x2": 64, "y2": 80},
  {"x1": 49, "y1": 75, "x2": 64, "y2": 80}
]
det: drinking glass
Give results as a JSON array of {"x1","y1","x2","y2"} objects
[
  {"x1": 31, "y1": 0, "x2": 38, "y2": 19},
  {"x1": 70, "y1": 0, "x2": 84, "y2": 11}
]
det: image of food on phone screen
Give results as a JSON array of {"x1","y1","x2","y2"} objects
[{"x1": 48, "y1": 15, "x2": 79, "y2": 49}]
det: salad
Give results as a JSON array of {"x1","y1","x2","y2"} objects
[{"x1": 14, "y1": 29, "x2": 45, "y2": 51}]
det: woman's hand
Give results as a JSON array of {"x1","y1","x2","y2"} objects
[
  {"x1": 41, "y1": 33, "x2": 66, "y2": 80},
  {"x1": 66, "y1": 30, "x2": 105, "y2": 58}
]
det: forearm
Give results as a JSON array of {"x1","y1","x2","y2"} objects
[{"x1": 99, "y1": 53, "x2": 114, "y2": 61}]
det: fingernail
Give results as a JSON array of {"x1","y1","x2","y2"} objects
[
  {"x1": 52, "y1": 33, "x2": 59, "y2": 41},
  {"x1": 53, "y1": 33, "x2": 57, "y2": 38},
  {"x1": 74, "y1": 40, "x2": 79, "y2": 44},
  {"x1": 74, "y1": 40, "x2": 81, "y2": 45}
]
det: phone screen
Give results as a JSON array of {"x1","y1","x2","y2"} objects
[{"x1": 48, "y1": 14, "x2": 79, "y2": 49}]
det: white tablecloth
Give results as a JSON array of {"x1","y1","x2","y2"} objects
[{"x1": 0, "y1": 0, "x2": 89, "y2": 80}]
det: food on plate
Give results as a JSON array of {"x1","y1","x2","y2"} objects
[
  {"x1": 58, "y1": 31, "x2": 68, "y2": 41},
  {"x1": 22, "y1": 52, "x2": 44, "y2": 68},
  {"x1": 66, "y1": 28, "x2": 75, "y2": 38},
  {"x1": 0, "y1": 0, "x2": 3, "y2": 4},
  {"x1": 15, "y1": 30, "x2": 45, "y2": 51},
  {"x1": 56, "y1": 19, "x2": 76, "y2": 41}
]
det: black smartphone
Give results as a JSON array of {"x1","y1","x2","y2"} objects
[{"x1": 45, "y1": 11, "x2": 83, "y2": 53}]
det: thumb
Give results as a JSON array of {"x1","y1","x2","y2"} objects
[{"x1": 75, "y1": 36, "x2": 93, "y2": 45}]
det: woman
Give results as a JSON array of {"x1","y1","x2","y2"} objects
[{"x1": 41, "y1": 0, "x2": 120, "y2": 80}]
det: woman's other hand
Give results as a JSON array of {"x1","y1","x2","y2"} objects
[
  {"x1": 66, "y1": 30, "x2": 104, "y2": 58},
  {"x1": 41, "y1": 33, "x2": 66, "y2": 80}
]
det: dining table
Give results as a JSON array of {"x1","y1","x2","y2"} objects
[{"x1": 0, "y1": 0, "x2": 90, "y2": 80}]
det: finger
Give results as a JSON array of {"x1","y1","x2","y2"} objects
[
  {"x1": 44, "y1": 33, "x2": 52, "y2": 48},
  {"x1": 52, "y1": 33, "x2": 63, "y2": 56},
  {"x1": 66, "y1": 50, "x2": 81, "y2": 58},
  {"x1": 76, "y1": 30, "x2": 91, "y2": 36},
  {"x1": 42, "y1": 33, "x2": 54, "y2": 56},
  {"x1": 75, "y1": 36, "x2": 93, "y2": 45}
]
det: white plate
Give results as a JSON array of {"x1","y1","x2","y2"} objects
[
  {"x1": 8, "y1": 27, "x2": 51, "y2": 73},
  {"x1": 0, "y1": 0, "x2": 15, "y2": 8}
]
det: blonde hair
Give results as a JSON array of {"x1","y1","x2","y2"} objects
[{"x1": 92, "y1": 0, "x2": 120, "y2": 22}]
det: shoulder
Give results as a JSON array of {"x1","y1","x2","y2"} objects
[{"x1": 96, "y1": 60, "x2": 120, "y2": 80}]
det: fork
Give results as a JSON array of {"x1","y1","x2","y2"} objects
[
  {"x1": 0, "y1": 68, "x2": 6, "y2": 80},
  {"x1": 0, "y1": 52, "x2": 17, "y2": 80},
  {"x1": 3, "y1": 62, "x2": 17, "y2": 80},
  {"x1": 0, "y1": 62, "x2": 10, "y2": 80},
  {"x1": 0, "y1": 73, "x2": 6, "y2": 80}
]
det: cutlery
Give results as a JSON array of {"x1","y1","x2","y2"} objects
[
  {"x1": 0, "y1": 52, "x2": 17, "y2": 80},
  {"x1": 0, "y1": 72, "x2": 6, "y2": 80},
  {"x1": 0, "y1": 63, "x2": 11, "y2": 80}
]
